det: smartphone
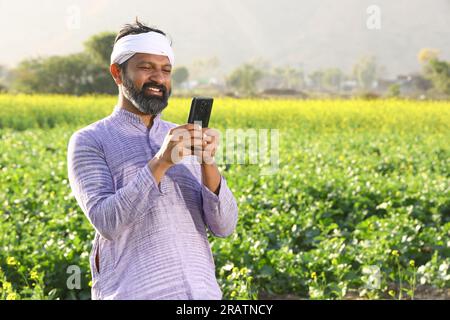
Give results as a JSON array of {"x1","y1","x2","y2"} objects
[{"x1": 187, "y1": 97, "x2": 213, "y2": 128}]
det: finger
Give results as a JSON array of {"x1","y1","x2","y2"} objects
[
  {"x1": 202, "y1": 128, "x2": 220, "y2": 143},
  {"x1": 203, "y1": 134, "x2": 215, "y2": 143},
  {"x1": 181, "y1": 147, "x2": 193, "y2": 157},
  {"x1": 203, "y1": 141, "x2": 217, "y2": 155},
  {"x1": 169, "y1": 126, "x2": 202, "y2": 141},
  {"x1": 169, "y1": 145, "x2": 188, "y2": 164},
  {"x1": 174, "y1": 123, "x2": 203, "y2": 132},
  {"x1": 203, "y1": 137, "x2": 218, "y2": 147},
  {"x1": 173, "y1": 141, "x2": 195, "y2": 158},
  {"x1": 183, "y1": 137, "x2": 203, "y2": 150},
  {"x1": 202, "y1": 128, "x2": 220, "y2": 136},
  {"x1": 190, "y1": 145, "x2": 204, "y2": 154},
  {"x1": 170, "y1": 129, "x2": 191, "y2": 142},
  {"x1": 199, "y1": 150, "x2": 216, "y2": 165},
  {"x1": 183, "y1": 137, "x2": 204, "y2": 149},
  {"x1": 181, "y1": 128, "x2": 204, "y2": 141}
]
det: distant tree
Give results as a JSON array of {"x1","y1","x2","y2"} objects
[
  {"x1": 353, "y1": 56, "x2": 378, "y2": 90},
  {"x1": 275, "y1": 67, "x2": 304, "y2": 90},
  {"x1": 10, "y1": 30, "x2": 121, "y2": 95},
  {"x1": 11, "y1": 58, "x2": 46, "y2": 93},
  {"x1": 309, "y1": 70, "x2": 325, "y2": 90},
  {"x1": 417, "y1": 48, "x2": 440, "y2": 64},
  {"x1": 172, "y1": 67, "x2": 189, "y2": 86},
  {"x1": 226, "y1": 64, "x2": 263, "y2": 95},
  {"x1": 190, "y1": 57, "x2": 220, "y2": 81},
  {"x1": 323, "y1": 68, "x2": 344, "y2": 91},
  {"x1": 82, "y1": 32, "x2": 117, "y2": 93},
  {"x1": 84, "y1": 32, "x2": 117, "y2": 65},
  {"x1": 12, "y1": 53, "x2": 116, "y2": 95},
  {"x1": 0, "y1": 65, "x2": 8, "y2": 92},
  {"x1": 424, "y1": 58, "x2": 450, "y2": 95},
  {"x1": 387, "y1": 84, "x2": 401, "y2": 97},
  {"x1": 0, "y1": 65, "x2": 7, "y2": 78},
  {"x1": 410, "y1": 73, "x2": 432, "y2": 92}
]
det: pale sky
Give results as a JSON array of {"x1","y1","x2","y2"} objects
[{"x1": 1, "y1": 0, "x2": 449, "y2": 77}]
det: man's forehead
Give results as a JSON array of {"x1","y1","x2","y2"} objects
[{"x1": 132, "y1": 53, "x2": 171, "y2": 66}]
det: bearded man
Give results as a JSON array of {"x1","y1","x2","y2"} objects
[{"x1": 67, "y1": 19, "x2": 238, "y2": 300}]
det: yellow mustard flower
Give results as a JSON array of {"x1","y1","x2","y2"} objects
[
  {"x1": 6, "y1": 292, "x2": 18, "y2": 300},
  {"x1": 30, "y1": 270, "x2": 39, "y2": 281},
  {"x1": 2, "y1": 281, "x2": 12, "y2": 291},
  {"x1": 6, "y1": 257, "x2": 18, "y2": 266}
]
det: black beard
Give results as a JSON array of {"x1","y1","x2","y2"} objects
[{"x1": 122, "y1": 73, "x2": 171, "y2": 116}]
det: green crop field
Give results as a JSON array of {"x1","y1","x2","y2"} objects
[{"x1": 0, "y1": 94, "x2": 449, "y2": 300}]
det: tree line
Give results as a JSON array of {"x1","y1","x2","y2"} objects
[{"x1": 0, "y1": 32, "x2": 448, "y2": 98}]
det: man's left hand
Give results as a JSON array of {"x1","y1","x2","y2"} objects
[{"x1": 192, "y1": 127, "x2": 220, "y2": 165}]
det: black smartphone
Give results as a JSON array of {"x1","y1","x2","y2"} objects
[{"x1": 187, "y1": 97, "x2": 213, "y2": 128}]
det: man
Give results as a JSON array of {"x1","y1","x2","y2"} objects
[{"x1": 67, "y1": 20, "x2": 238, "y2": 300}]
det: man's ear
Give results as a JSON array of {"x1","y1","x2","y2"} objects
[{"x1": 110, "y1": 63, "x2": 123, "y2": 85}]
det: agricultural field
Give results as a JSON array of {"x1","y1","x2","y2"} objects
[{"x1": 0, "y1": 94, "x2": 449, "y2": 300}]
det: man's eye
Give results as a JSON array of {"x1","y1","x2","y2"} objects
[
  {"x1": 164, "y1": 70, "x2": 171, "y2": 74},
  {"x1": 140, "y1": 67, "x2": 151, "y2": 70}
]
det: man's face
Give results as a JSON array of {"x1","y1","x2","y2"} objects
[{"x1": 121, "y1": 53, "x2": 172, "y2": 116}]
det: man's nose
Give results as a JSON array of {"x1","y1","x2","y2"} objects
[{"x1": 149, "y1": 69, "x2": 164, "y2": 84}]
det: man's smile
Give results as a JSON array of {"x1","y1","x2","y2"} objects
[{"x1": 144, "y1": 86, "x2": 164, "y2": 97}]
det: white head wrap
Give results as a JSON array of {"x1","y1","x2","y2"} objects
[{"x1": 110, "y1": 32, "x2": 174, "y2": 67}]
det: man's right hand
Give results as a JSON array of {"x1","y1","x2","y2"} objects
[{"x1": 148, "y1": 123, "x2": 203, "y2": 184}]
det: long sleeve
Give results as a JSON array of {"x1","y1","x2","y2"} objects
[
  {"x1": 201, "y1": 175, "x2": 238, "y2": 238},
  {"x1": 67, "y1": 130, "x2": 163, "y2": 241}
]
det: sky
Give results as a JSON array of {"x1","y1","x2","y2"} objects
[{"x1": 0, "y1": 0, "x2": 449, "y2": 78}]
